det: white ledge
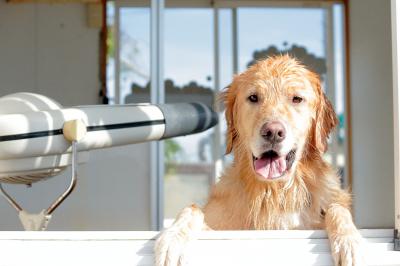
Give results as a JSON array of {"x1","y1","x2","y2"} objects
[
  {"x1": 0, "y1": 229, "x2": 393, "y2": 240},
  {"x1": 0, "y1": 229, "x2": 398, "y2": 266}
]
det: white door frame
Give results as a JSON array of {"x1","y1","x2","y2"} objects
[{"x1": 391, "y1": 0, "x2": 400, "y2": 248}]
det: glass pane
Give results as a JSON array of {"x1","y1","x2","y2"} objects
[
  {"x1": 119, "y1": 7, "x2": 151, "y2": 104},
  {"x1": 333, "y1": 4, "x2": 346, "y2": 182},
  {"x1": 163, "y1": 8, "x2": 214, "y2": 221},
  {"x1": 236, "y1": 7, "x2": 346, "y2": 183},
  {"x1": 218, "y1": 9, "x2": 234, "y2": 89},
  {"x1": 238, "y1": 8, "x2": 326, "y2": 75},
  {"x1": 106, "y1": 1, "x2": 115, "y2": 104}
]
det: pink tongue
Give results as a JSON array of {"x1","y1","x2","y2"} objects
[{"x1": 254, "y1": 156, "x2": 287, "y2": 179}]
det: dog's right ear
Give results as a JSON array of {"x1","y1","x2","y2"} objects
[
  {"x1": 309, "y1": 73, "x2": 338, "y2": 154},
  {"x1": 220, "y1": 84, "x2": 237, "y2": 154}
]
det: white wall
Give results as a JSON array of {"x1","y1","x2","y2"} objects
[
  {"x1": 0, "y1": 1, "x2": 151, "y2": 230},
  {"x1": 350, "y1": 0, "x2": 394, "y2": 228},
  {"x1": 0, "y1": 2, "x2": 99, "y2": 105}
]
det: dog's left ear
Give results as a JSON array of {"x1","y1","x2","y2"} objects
[{"x1": 312, "y1": 77, "x2": 339, "y2": 154}]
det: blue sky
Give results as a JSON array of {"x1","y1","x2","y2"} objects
[{"x1": 118, "y1": 7, "x2": 328, "y2": 88}]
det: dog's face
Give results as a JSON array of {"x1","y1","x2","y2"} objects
[{"x1": 223, "y1": 56, "x2": 337, "y2": 182}]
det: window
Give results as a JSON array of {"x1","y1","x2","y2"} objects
[{"x1": 108, "y1": 1, "x2": 346, "y2": 229}]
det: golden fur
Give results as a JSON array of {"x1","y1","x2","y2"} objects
[{"x1": 155, "y1": 55, "x2": 362, "y2": 266}]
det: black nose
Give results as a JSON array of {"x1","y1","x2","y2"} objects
[{"x1": 260, "y1": 121, "x2": 286, "y2": 144}]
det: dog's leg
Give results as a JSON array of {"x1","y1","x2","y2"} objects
[
  {"x1": 155, "y1": 204, "x2": 207, "y2": 266},
  {"x1": 325, "y1": 203, "x2": 364, "y2": 266}
]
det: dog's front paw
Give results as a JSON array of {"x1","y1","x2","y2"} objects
[
  {"x1": 154, "y1": 205, "x2": 205, "y2": 266},
  {"x1": 155, "y1": 230, "x2": 187, "y2": 266},
  {"x1": 330, "y1": 231, "x2": 364, "y2": 266}
]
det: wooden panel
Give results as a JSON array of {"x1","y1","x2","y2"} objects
[
  {"x1": 87, "y1": 3, "x2": 103, "y2": 28},
  {"x1": 0, "y1": 230, "x2": 399, "y2": 266}
]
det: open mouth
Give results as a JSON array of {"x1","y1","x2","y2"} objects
[{"x1": 252, "y1": 149, "x2": 296, "y2": 180}]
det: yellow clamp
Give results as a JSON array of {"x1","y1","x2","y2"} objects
[{"x1": 62, "y1": 119, "x2": 87, "y2": 142}]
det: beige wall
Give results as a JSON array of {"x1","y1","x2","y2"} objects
[
  {"x1": 350, "y1": 0, "x2": 394, "y2": 228},
  {"x1": 0, "y1": 1, "x2": 151, "y2": 230}
]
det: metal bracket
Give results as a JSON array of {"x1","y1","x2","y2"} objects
[
  {"x1": 0, "y1": 119, "x2": 86, "y2": 231},
  {"x1": 0, "y1": 141, "x2": 79, "y2": 230},
  {"x1": 45, "y1": 140, "x2": 78, "y2": 215},
  {"x1": 0, "y1": 182, "x2": 23, "y2": 212}
]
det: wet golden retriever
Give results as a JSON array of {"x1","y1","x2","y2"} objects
[{"x1": 155, "y1": 55, "x2": 362, "y2": 266}]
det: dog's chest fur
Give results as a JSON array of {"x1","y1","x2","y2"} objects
[
  {"x1": 267, "y1": 211, "x2": 302, "y2": 229},
  {"x1": 247, "y1": 181, "x2": 323, "y2": 230}
]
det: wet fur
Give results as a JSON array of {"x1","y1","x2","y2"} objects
[{"x1": 155, "y1": 55, "x2": 362, "y2": 266}]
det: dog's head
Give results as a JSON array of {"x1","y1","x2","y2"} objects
[{"x1": 222, "y1": 55, "x2": 338, "y2": 182}]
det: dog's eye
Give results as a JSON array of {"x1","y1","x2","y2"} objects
[
  {"x1": 248, "y1": 94, "x2": 258, "y2": 103},
  {"x1": 292, "y1": 96, "x2": 303, "y2": 104}
]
